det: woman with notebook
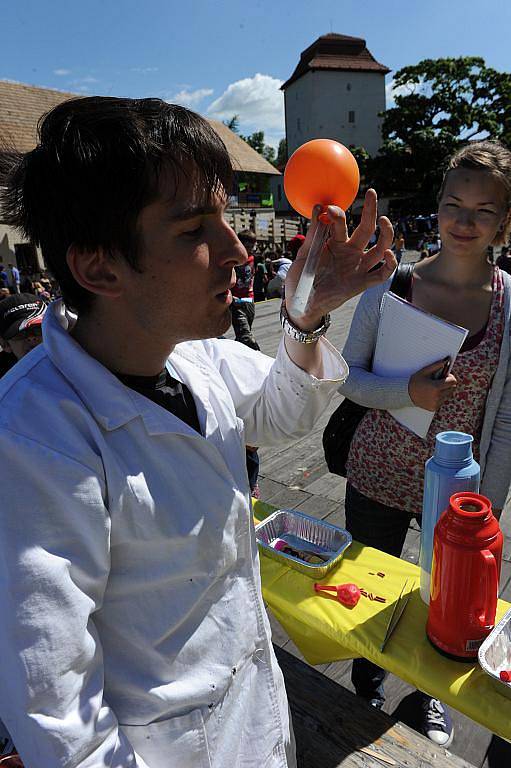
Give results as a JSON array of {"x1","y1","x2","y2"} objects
[{"x1": 338, "y1": 140, "x2": 511, "y2": 747}]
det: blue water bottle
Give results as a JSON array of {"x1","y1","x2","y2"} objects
[{"x1": 420, "y1": 431, "x2": 480, "y2": 604}]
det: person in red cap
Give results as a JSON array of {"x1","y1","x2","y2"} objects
[
  {"x1": 0, "y1": 293, "x2": 47, "y2": 375},
  {"x1": 289, "y1": 234, "x2": 305, "y2": 253}
]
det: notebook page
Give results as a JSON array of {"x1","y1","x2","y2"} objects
[{"x1": 373, "y1": 292, "x2": 468, "y2": 438}]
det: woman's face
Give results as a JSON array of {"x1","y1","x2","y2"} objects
[{"x1": 438, "y1": 168, "x2": 508, "y2": 257}]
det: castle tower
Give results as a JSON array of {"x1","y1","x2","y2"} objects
[{"x1": 282, "y1": 33, "x2": 390, "y2": 157}]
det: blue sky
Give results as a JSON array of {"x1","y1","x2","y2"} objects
[{"x1": 1, "y1": 0, "x2": 510, "y2": 149}]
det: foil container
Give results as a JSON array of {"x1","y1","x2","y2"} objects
[
  {"x1": 255, "y1": 508, "x2": 352, "y2": 578},
  {"x1": 478, "y1": 607, "x2": 511, "y2": 700}
]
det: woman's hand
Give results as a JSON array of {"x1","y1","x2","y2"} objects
[
  {"x1": 284, "y1": 189, "x2": 396, "y2": 330},
  {"x1": 408, "y1": 360, "x2": 457, "y2": 411}
]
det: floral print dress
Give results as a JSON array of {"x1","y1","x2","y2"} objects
[{"x1": 346, "y1": 268, "x2": 504, "y2": 514}]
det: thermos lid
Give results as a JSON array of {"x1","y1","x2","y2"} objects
[{"x1": 434, "y1": 431, "x2": 474, "y2": 467}]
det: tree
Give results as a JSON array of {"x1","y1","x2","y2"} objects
[
  {"x1": 262, "y1": 145, "x2": 276, "y2": 165},
  {"x1": 348, "y1": 145, "x2": 370, "y2": 182},
  {"x1": 242, "y1": 130, "x2": 265, "y2": 154},
  {"x1": 276, "y1": 138, "x2": 287, "y2": 168},
  {"x1": 223, "y1": 115, "x2": 240, "y2": 134},
  {"x1": 371, "y1": 57, "x2": 511, "y2": 211},
  {"x1": 241, "y1": 130, "x2": 276, "y2": 166},
  {"x1": 223, "y1": 119, "x2": 280, "y2": 167}
]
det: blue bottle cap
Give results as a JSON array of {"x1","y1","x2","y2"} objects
[{"x1": 434, "y1": 431, "x2": 474, "y2": 468}]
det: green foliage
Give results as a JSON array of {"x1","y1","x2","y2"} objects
[
  {"x1": 240, "y1": 129, "x2": 277, "y2": 167},
  {"x1": 372, "y1": 57, "x2": 511, "y2": 211},
  {"x1": 348, "y1": 145, "x2": 370, "y2": 181},
  {"x1": 242, "y1": 129, "x2": 265, "y2": 154},
  {"x1": 276, "y1": 138, "x2": 288, "y2": 168},
  {"x1": 262, "y1": 144, "x2": 276, "y2": 165},
  {"x1": 223, "y1": 115, "x2": 240, "y2": 133},
  {"x1": 223, "y1": 119, "x2": 282, "y2": 168}
]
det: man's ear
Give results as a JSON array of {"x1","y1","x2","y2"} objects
[{"x1": 66, "y1": 245, "x2": 124, "y2": 298}]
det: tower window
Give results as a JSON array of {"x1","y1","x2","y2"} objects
[
  {"x1": 347, "y1": 83, "x2": 351, "y2": 91},
  {"x1": 348, "y1": 110, "x2": 355, "y2": 123}
]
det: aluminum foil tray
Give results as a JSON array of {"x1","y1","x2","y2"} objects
[
  {"x1": 478, "y1": 607, "x2": 511, "y2": 700},
  {"x1": 255, "y1": 508, "x2": 352, "y2": 578}
]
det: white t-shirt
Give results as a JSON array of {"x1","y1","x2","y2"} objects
[{"x1": 273, "y1": 258, "x2": 292, "y2": 281}]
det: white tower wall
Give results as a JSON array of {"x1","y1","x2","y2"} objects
[{"x1": 285, "y1": 69, "x2": 386, "y2": 157}]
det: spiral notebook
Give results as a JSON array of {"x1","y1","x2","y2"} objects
[{"x1": 372, "y1": 291, "x2": 469, "y2": 438}]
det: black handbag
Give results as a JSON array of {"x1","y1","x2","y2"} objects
[{"x1": 322, "y1": 263, "x2": 415, "y2": 477}]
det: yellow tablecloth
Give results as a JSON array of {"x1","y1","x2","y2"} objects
[{"x1": 254, "y1": 500, "x2": 511, "y2": 741}]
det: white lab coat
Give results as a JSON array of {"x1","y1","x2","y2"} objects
[{"x1": 0, "y1": 300, "x2": 348, "y2": 768}]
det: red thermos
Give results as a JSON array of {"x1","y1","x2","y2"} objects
[{"x1": 426, "y1": 492, "x2": 503, "y2": 660}]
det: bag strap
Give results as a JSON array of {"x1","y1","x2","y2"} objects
[{"x1": 389, "y1": 262, "x2": 415, "y2": 299}]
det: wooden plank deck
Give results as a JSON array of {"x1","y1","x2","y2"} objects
[
  {"x1": 226, "y1": 289, "x2": 511, "y2": 768},
  {"x1": 276, "y1": 645, "x2": 476, "y2": 768}
]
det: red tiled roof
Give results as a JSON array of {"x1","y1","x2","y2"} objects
[
  {"x1": 281, "y1": 33, "x2": 390, "y2": 89},
  {"x1": 0, "y1": 80, "x2": 280, "y2": 175}
]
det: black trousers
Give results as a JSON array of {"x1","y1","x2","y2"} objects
[
  {"x1": 230, "y1": 301, "x2": 260, "y2": 351},
  {"x1": 345, "y1": 483, "x2": 420, "y2": 703}
]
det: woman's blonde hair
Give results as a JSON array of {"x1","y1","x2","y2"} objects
[{"x1": 438, "y1": 140, "x2": 511, "y2": 246}]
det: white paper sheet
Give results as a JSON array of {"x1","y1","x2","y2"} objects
[{"x1": 372, "y1": 292, "x2": 469, "y2": 438}]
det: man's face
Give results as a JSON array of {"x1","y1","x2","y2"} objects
[
  {"x1": 119, "y1": 170, "x2": 247, "y2": 347},
  {"x1": 2, "y1": 326, "x2": 43, "y2": 360}
]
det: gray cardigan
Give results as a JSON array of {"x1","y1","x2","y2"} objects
[{"x1": 339, "y1": 270, "x2": 511, "y2": 508}]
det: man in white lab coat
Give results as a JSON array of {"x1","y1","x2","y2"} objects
[{"x1": 0, "y1": 96, "x2": 395, "y2": 768}]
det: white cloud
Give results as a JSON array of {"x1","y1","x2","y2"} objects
[
  {"x1": 168, "y1": 87, "x2": 214, "y2": 108},
  {"x1": 0, "y1": 77, "x2": 22, "y2": 84},
  {"x1": 53, "y1": 68, "x2": 71, "y2": 76},
  {"x1": 207, "y1": 73, "x2": 284, "y2": 147},
  {"x1": 70, "y1": 76, "x2": 98, "y2": 86},
  {"x1": 131, "y1": 66, "x2": 159, "y2": 74}
]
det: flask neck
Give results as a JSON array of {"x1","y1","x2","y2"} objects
[{"x1": 433, "y1": 453, "x2": 475, "y2": 469}]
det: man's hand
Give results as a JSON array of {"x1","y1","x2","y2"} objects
[
  {"x1": 284, "y1": 189, "x2": 396, "y2": 330},
  {"x1": 408, "y1": 360, "x2": 457, "y2": 412}
]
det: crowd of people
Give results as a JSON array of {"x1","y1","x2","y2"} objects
[
  {"x1": 231, "y1": 235, "x2": 306, "y2": 303},
  {"x1": 0, "y1": 94, "x2": 510, "y2": 768},
  {"x1": 0, "y1": 265, "x2": 58, "y2": 300}
]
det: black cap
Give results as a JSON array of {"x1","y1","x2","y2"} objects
[{"x1": 0, "y1": 294, "x2": 47, "y2": 340}]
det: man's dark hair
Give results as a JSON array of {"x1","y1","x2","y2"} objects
[{"x1": 0, "y1": 97, "x2": 234, "y2": 311}]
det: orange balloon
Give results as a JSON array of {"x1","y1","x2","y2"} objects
[{"x1": 284, "y1": 139, "x2": 360, "y2": 219}]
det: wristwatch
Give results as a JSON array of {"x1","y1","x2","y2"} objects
[{"x1": 280, "y1": 302, "x2": 331, "y2": 344}]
